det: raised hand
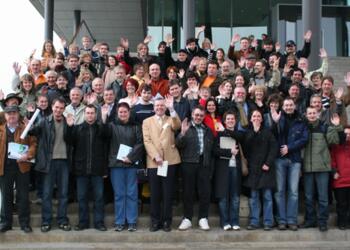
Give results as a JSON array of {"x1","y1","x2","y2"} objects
[
  {"x1": 231, "y1": 34, "x2": 240, "y2": 46},
  {"x1": 283, "y1": 64, "x2": 291, "y2": 76},
  {"x1": 210, "y1": 43, "x2": 216, "y2": 50},
  {"x1": 218, "y1": 84, "x2": 226, "y2": 97},
  {"x1": 275, "y1": 42, "x2": 281, "y2": 52},
  {"x1": 143, "y1": 35, "x2": 152, "y2": 44},
  {"x1": 271, "y1": 107, "x2": 281, "y2": 123},
  {"x1": 180, "y1": 118, "x2": 190, "y2": 136},
  {"x1": 165, "y1": 33, "x2": 175, "y2": 46},
  {"x1": 273, "y1": 58, "x2": 280, "y2": 71},
  {"x1": 196, "y1": 25, "x2": 205, "y2": 38},
  {"x1": 26, "y1": 103, "x2": 36, "y2": 113},
  {"x1": 319, "y1": 48, "x2": 328, "y2": 58},
  {"x1": 177, "y1": 68, "x2": 185, "y2": 79},
  {"x1": 12, "y1": 62, "x2": 21, "y2": 75},
  {"x1": 101, "y1": 104, "x2": 109, "y2": 123},
  {"x1": 60, "y1": 37, "x2": 67, "y2": 47},
  {"x1": 29, "y1": 49, "x2": 36, "y2": 59},
  {"x1": 165, "y1": 95, "x2": 174, "y2": 111},
  {"x1": 304, "y1": 30, "x2": 312, "y2": 42},
  {"x1": 120, "y1": 37, "x2": 129, "y2": 49},
  {"x1": 344, "y1": 72, "x2": 350, "y2": 86},
  {"x1": 335, "y1": 87, "x2": 344, "y2": 101},
  {"x1": 65, "y1": 113, "x2": 75, "y2": 127},
  {"x1": 331, "y1": 113, "x2": 341, "y2": 126}
]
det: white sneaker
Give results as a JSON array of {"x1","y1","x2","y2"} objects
[
  {"x1": 198, "y1": 218, "x2": 210, "y2": 231},
  {"x1": 178, "y1": 218, "x2": 192, "y2": 231},
  {"x1": 232, "y1": 225, "x2": 240, "y2": 231},
  {"x1": 223, "y1": 224, "x2": 232, "y2": 231}
]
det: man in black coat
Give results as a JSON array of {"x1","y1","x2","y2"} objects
[
  {"x1": 175, "y1": 105, "x2": 214, "y2": 231},
  {"x1": 66, "y1": 104, "x2": 108, "y2": 231}
]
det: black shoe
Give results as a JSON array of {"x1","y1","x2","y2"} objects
[
  {"x1": 288, "y1": 224, "x2": 298, "y2": 231},
  {"x1": 278, "y1": 224, "x2": 287, "y2": 231},
  {"x1": 74, "y1": 224, "x2": 88, "y2": 231},
  {"x1": 163, "y1": 222, "x2": 172, "y2": 232},
  {"x1": 319, "y1": 225, "x2": 328, "y2": 232},
  {"x1": 95, "y1": 224, "x2": 107, "y2": 231},
  {"x1": 58, "y1": 223, "x2": 71, "y2": 231},
  {"x1": 0, "y1": 225, "x2": 12, "y2": 233},
  {"x1": 263, "y1": 225, "x2": 272, "y2": 231},
  {"x1": 149, "y1": 223, "x2": 160, "y2": 232},
  {"x1": 338, "y1": 225, "x2": 346, "y2": 230},
  {"x1": 21, "y1": 225, "x2": 32, "y2": 233},
  {"x1": 300, "y1": 222, "x2": 317, "y2": 229},
  {"x1": 40, "y1": 224, "x2": 51, "y2": 233},
  {"x1": 114, "y1": 224, "x2": 125, "y2": 232},
  {"x1": 128, "y1": 223, "x2": 137, "y2": 232},
  {"x1": 247, "y1": 224, "x2": 259, "y2": 230}
]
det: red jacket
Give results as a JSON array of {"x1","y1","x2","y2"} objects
[{"x1": 331, "y1": 141, "x2": 350, "y2": 188}]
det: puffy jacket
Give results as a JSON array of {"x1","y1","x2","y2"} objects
[
  {"x1": 28, "y1": 115, "x2": 70, "y2": 173},
  {"x1": 303, "y1": 121, "x2": 342, "y2": 173},
  {"x1": 270, "y1": 112, "x2": 308, "y2": 163},
  {"x1": 66, "y1": 121, "x2": 108, "y2": 176},
  {"x1": 105, "y1": 119, "x2": 144, "y2": 168}
]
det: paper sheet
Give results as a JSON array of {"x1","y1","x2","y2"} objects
[
  {"x1": 116, "y1": 144, "x2": 132, "y2": 161},
  {"x1": 157, "y1": 161, "x2": 168, "y2": 177}
]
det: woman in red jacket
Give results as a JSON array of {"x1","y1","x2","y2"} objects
[
  {"x1": 203, "y1": 98, "x2": 224, "y2": 137},
  {"x1": 331, "y1": 127, "x2": 350, "y2": 230}
]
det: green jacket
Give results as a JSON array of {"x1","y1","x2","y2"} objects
[{"x1": 303, "y1": 121, "x2": 342, "y2": 173}]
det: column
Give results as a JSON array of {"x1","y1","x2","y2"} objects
[
  {"x1": 73, "y1": 10, "x2": 81, "y2": 36},
  {"x1": 44, "y1": 0, "x2": 54, "y2": 41},
  {"x1": 183, "y1": 0, "x2": 195, "y2": 48},
  {"x1": 302, "y1": 0, "x2": 321, "y2": 70}
]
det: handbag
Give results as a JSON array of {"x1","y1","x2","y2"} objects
[{"x1": 238, "y1": 143, "x2": 249, "y2": 177}]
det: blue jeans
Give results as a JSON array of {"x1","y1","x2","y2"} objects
[
  {"x1": 274, "y1": 158, "x2": 301, "y2": 225},
  {"x1": 41, "y1": 159, "x2": 69, "y2": 225},
  {"x1": 303, "y1": 172, "x2": 329, "y2": 226},
  {"x1": 249, "y1": 189, "x2": 273, "y2": 227},
  {"x1": 218, "y1": 167, "x2": 240, "y2": 227},
  {"x1": 110, "y1": 167, "x2": 138, "y2": 225},
  {"x1": 76, "y1": 175, "x2": 104, "y2": 227}
]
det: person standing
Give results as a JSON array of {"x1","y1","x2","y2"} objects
[
  {"x1": 66, "y1": 104, "x2": 108, "y2": 231},
  {"x1": 176, "y1": 106, "x2": 214, "y2": 231},
  {"x1": 142, "y1": 96, "x2": 181, "y2": 232},
  {"x1": 29, "y1": 98, "x2": 71, "y2": 232},
  {"x1": 101, "y1": 102, "x2": 144, "y2": 232},
  {"x1": 0, "y1": 106, "x2": 37, "y2": 233}
]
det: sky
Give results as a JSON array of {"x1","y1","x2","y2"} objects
[{"x1": 0, "y1": 0, "x2": 61, "y2": 95}]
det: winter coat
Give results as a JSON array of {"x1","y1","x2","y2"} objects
[
  {"x1": 331, "y1": 140, "x2": 350, "y2": 188},
  {"x1": 243, "y1": 127, "x2": 278, "y2": 189}
]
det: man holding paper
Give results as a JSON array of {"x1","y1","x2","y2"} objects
[
  {"x1": 101, "y1": 102, "x2": 144, "y2": 232},
  {"x1": 175, "y1": 105, "x2": 214, "y2": 231},
  {"x1": 142, "y1": 96, "x2": 181, "y2": 232},
  {"x1": 0, "y1": 105, "x2": 37, "y2": 233}
]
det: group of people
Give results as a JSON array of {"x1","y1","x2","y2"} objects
[{"x1": 0, "y1": 27, "x2": 350, "y2": 235}]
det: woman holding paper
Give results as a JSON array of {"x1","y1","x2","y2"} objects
[
  {"x1": 101, "y1": 102, "x2": 144, "y2": 232},
  {"x1": 213, "y1": 110, "x2": 245, "y2": 231}
]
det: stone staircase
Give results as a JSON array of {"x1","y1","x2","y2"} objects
[
  {"x1": 327, "y1": 57, "x2": 350, "y2": 88},
  {"x1": 0, "y1": 194, "x2": 349, "y2": 250}
]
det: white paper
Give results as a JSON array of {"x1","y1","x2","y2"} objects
[
  {"x1": 20, "y1": 109, "x2": 40, "y2": 139},
  {"x1": 220, "y1": 137, "x2": 236, "y2": 149},
  {"x1": 7, "y1": 142, "x2": 35, "y2": 163},
  {"x1": 116, "y1": 144, "x2": 132, "y2": 161},
  {"x1": 157, "y1": 161, "x2": 168, "y2": 177}
]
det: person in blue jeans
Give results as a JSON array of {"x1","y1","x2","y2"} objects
[
  {"x1": 214, "y1": 111, "x2": 245, "y2": 231},
  {"x1": 28, "y1": 98, "x2": 71, "y2": 232},
  {"x1": 66, "y1": 104, "x2": 108, "y2": 231},
  {"x1": 244, "y1": 110, "x2": 278, "y2": 230},
  {"x1": 269, "y1": 98, "x2": 308, "y2": 231},
  {"x1": 101, "y1": 101, "x2": 144, "y2": 232},
  {"x1": 302, "y1": 107, "x2": 342, "y2": 232}
]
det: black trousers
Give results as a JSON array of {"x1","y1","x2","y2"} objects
[
  {"x1": 181, "y1": 161, "x2": 211, "y2": 220},
  {"x1": 0, "y1": 164, "x2": 30, "y2": 227},
  {"x1": 148, "y1": 165, "x2": 176, "y2": 225},
  {"x1": 333, "y1": 187, "x2": 350, "y2": 227}
]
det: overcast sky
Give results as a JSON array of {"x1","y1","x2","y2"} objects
[{"x1": 0, "y1": 0, "x2": 61, "y2": 95}]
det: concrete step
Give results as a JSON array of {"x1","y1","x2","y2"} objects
[
  {"x1": 1, "y1": 240, "x2": 350, "y2": 250},
  {"x1": 6, "y1": 213, "x2": 338, "y2": 230}
]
